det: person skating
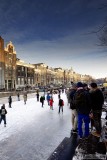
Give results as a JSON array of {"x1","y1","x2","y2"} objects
[
  {"x1": 0, "y1": 104, "x2": 7, "y2": 127},
  {"x1": 58, "y1": 93, "x2": 61, "y2": 99},
  {"x1": 23, "y1": 94, "x2": 27, "y2": 104},
  {"x1": 8, "y1": 96, "x2": 12, "y2": 108},
  {"x1": 49, "y1": 97, "x2": 54, "y2": 110},
  {"x1": 58, "y1": 98, "x2": 64, "y2": 113},
  {"x1": 17, "y1": 93, "x2": 20, "y2": 101},
  {"x1": 40, "y1": 95, "x2": 45, "y2": 107},
  {"x1": 36, "y1": 93, "x2": 39, "y2": 101},
  {"x1": 46, "y1": 93, "x2": 50, "y2": 105}
]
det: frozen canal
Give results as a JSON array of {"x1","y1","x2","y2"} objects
[{"x1": 0, "y1": 93, "x2": 71, "y2": 160}]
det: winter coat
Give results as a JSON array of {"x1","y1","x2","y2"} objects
[
  {"x1": 47, "y1": 94, "x2": 50, "y2": 101},
  {"x1": 36, "y1": 93, "x2": 39, "y2": 98},
  {"x1": 49, "y1": 99, "x2": 54, "y2": 106},
  {"x1": 90, "y1": 89, "x2": 104, "y2": 111},
  {"x1": 69, "y1": 89, "x2": 76, "y2": 109},
  {"x1": 23, "y1": 95, "x2": 27, "y2": 101},
  {"x1": 0, "y1": 106, "x2": 7, "y2": 116},
  {"x1": 8, "y1": 96, "x2": 12, "y2": 103},
  {"x1": 59, "y1": 99, "x2": 64, "y2": 107},
  {"x1": 74, "y1": 89, "x2": 91, "y2": 114},
  {"x1": 40, "y1": 96, "x2": 45, "y2": 103}
]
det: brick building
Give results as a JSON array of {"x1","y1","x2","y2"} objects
[{"x1": 0, "y1": 36, "x2": 93, "y2": 91}]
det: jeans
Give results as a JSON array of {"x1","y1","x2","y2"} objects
[{"x1": 78, "y1": 113, "x2": 90, "y2": 138}]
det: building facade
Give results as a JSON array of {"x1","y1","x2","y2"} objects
[
  {"x1": 0, "y1": 37, "x2": 16, "y2": 90},
  {"x1": 0, "y1": 36, "x2": 93, "y2": 91},
  {"x1": 16, "y1": 59, "x2": 35, "y2": 89},
  {"x1": 0, "y1": 36, "x2": 5, "y2": 89}
]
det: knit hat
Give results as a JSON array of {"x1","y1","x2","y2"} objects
[
  {"x1": 76, "y1": 82, "x2": 83, "y2": 88},
  {"x1": 90, "y1": 82, "x2": 97, "y2": 88}
]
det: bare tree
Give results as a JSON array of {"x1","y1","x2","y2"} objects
[
  {"x1": 85, "y1": 3, "x2": 107, "y2": 46},
  {"x1": 98, "y1": 24, "x2": 107, "y2": 46},
  {"x1": 96, "y1": 3, "x2": 107, "y2": 46}
]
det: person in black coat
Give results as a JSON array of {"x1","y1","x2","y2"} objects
[
  {"x1": 17, "y1": 93, "x2": 20, "y2": 101},
  {"x1": 40, "y1": 95, "x2": 45, "y2": 107},
  {"x1": 36, "y1": 93, "x2": 39, "y2": 101},
  {"x1": 90, "y1": 82, "x2": 104, "y2": 137},
  {"x1": 58, "y1": 98, "x2": 64, "y2": 113},
  {"x1": 0, "y1": 104, "x2": 7, "y2": 127},
  {"x1": 8, "y1": 96, "x2": 12, "y2": 108},
  {"x1": 58, "y1": 93, "x2": 61, "y2": 99}
]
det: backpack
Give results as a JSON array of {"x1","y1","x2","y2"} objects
[
  {"x1": 1, "y1": 109, "x2": 6, "y2": 115},
  {"x1": 74, "y1": 89, "x2": 87, "y2": 107}
]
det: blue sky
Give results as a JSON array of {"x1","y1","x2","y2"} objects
[{"x1": 0, "y1": 0, "x2": 107, "y2": 78}]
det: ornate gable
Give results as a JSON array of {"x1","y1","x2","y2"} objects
[{"x1": 5, "y1": 41, "x2": 16, "y2": 54}]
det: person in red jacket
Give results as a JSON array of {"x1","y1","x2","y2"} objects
[{"x1": 49, "y1": 97, "x2": 54, "y2": 110}]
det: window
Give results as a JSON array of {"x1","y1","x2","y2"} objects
[
  {"x1": 18, "y1": 78, "x2": 20, "y2": 85},
  {"x1": 22, "y1": 67, "x2": 24, "y2": 71},
  {"x1": 21, "y1": 78, "x2": 24, "y2": 85},
  {"x1": 28, "y1": 78, "x2": 30, "y2": 84}
]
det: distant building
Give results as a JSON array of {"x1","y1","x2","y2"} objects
[
  {"x1": 16, "y1": 59, "x2": 35, "y2": 89},
  {"x1": 0, "y1": 37, "x2": 16, "y2": 90},
  {"x1": 0, "y1": 36, "x2": 93, "y2": 91}
]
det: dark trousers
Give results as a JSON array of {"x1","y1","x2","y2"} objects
[
  {"x1": 41, "y1": 101, "x2": 44, "y2": 107},
  {"x1": 93, "y1": 110, "x2": 102, "y2": 134},
  {"x1": 9, "y1": 102, "x2": 12, "y2": 108},
  {"x1": 59, "y1": 106, "x2": 63, "y2": 113},
  {"x1": 0, "y1": 115, "x2": 6, "y2": 124},
  {"x1": 37, "y1": 97, "x2": 39, "y2": 101}
]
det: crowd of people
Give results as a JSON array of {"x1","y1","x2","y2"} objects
[
  {"x1": 0, "y1": 88, "x2": 65, "y2": 127},
  {"x1": 0, "y1": 82, "x2": 106, "y2": 159},
  {"x1": 0, "y1": 82, "x2": 106, "y2": 142},
  {"x1": 39, "y1": 90, "x2": 64, "y2": 112},
  {"x1": 66, "y1": 82, "x2": 105, "y2": 140}
]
